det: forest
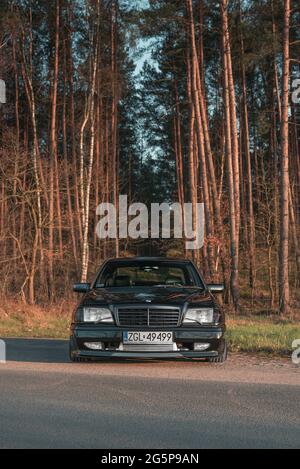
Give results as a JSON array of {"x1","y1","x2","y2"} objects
[{"x1": 0, "y1": 0, "x2": 299, "y2": 316}]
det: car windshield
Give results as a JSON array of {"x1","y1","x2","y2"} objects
[{"x1": 95, "y1": 262, "x2": 199, "y2": 288}]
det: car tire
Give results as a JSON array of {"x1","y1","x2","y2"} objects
[
  {"x1": 70, "y1": 353, "x2": 90, "y2": 363},
  {"x1": 209, "y1": 340, "x2": 227, "y2": 364},
  {"x1": 69, "y1": 350, "x2": 78, "y2": 362},
  {"x1": 69, "y1": 340, "x2": 80, "y2": 362}
]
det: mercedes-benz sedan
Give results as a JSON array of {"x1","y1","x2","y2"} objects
[{"x1": 69, "y1": 257, "x2": 227, "y2": 362}]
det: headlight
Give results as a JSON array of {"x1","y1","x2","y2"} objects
[
  {"x1": 83, "y1": 307, "x2": 113, "y2": 323},
  {"x1": 183, "y1": 308, "x2": 214, "y2": 325}
]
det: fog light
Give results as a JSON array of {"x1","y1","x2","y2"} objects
[
  {"x1": 194, "y1": 343, "x2": 210, "y2": 351},
  {"x1": 84, "y1": 342, "x2": 104, "y2": 350}
]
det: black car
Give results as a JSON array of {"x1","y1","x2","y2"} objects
[{"x1": 69, "y1": 257, "x2": 227, "y2": 362}]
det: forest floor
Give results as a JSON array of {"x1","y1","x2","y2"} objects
[{"x1": 0, "y1": 299, "x2": 299, "y2": 357}]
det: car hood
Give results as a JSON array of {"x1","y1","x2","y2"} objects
[{"x1": 81, "y1": 286, "x2": 214, "y2": 308}]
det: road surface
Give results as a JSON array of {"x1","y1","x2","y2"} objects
[{"x1": 0, "y1": 338, "x2": 299, "y2": 449}]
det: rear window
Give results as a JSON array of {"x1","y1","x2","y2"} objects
[{"x1": 95, "y1": 262, "x2": 200, "y2": 288}]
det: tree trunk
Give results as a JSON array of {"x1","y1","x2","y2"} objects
[
  {"x1": 111, "y1": 0, "x2": 119, "y2": 258},
  {"x1": 81, "y1": 1, "x2": 100, "y2": 282},
  {"x1": 279, "y1": 0, "x2": 291, "y2": 315},
  {"x1": 239, "y1": 3, "x2": 256, "y2": 291},
  {"x1": 221, "y1": 0, "x2": 239, "y2": 311},
  {"x1": 49, "y1": 0, "x2": 60, "y2": 299}
]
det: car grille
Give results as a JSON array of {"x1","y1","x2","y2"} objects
[{"x1": 116, "y1": 307, "x2": 181, "y2": 328}]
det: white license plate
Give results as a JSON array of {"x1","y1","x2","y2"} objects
[{"x1": 123, "y1": 331, "x2": 173, "y2": 345}]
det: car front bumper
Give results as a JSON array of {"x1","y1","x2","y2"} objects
[{"x1": 70, "y1": 324, "x2": 226, "y2": 360}]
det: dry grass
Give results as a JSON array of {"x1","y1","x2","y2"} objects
[{"x1": 0, "y1": 299, "x2": 74, "y2": 339}]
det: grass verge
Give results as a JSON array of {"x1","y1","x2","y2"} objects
[
  {"x1": 0, "y1": 300, "x2": 299, "y2": 356},
  {"x1": 226, "y1": 317, "x2": 300, "y2": 356},
  {"x1": 0, "y1": 301, "x2": 71, "y2": 339}
]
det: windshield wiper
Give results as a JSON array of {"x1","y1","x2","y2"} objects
[{"x1": 154, "y1": 283, "x2": 184, "y2": 288}]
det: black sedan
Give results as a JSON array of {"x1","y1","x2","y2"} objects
[{"x1": 69, "y1": 257, "x2": 227, "y2": 362}]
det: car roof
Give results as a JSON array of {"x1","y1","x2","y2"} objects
[{"x1": 105, "y1": 257, "x2": 192, "y2": 264}]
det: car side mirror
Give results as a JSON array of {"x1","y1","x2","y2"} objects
[
  {"x1": 73, "y1": 283, "x2": 91, "y2": 293},
  {"x1": 207, "y1": 284, "x2": 224, "y2": 294}
]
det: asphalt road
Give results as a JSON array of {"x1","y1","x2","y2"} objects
[{"x1": 0, "y1": 338, "x2": 299, "y2": 449}]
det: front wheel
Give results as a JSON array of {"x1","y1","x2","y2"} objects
[
  {"x1": 209, "y1": 340, "x2": 228, "y2": 364},
  {"x1": 69, "y1": 341, "x2": 78, "y2": 362},
  {"x1": 69, "y1": 341, "x2": 93, "y2": 363},
  {"x1": 69, "y1": 339, "x2": 82, "y2": 362}
]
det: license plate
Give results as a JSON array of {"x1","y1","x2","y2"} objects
[{"x1": 123, "y1": 331, "x2": 173, "y2": 345}]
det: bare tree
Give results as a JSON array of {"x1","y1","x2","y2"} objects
[
  {"x1": 279, "y1": 0, "x2": 291, "y2": 315},
  {"x1": 81, "y1": 0, "x2": 100, "y2": 282},
  {"x1": 221, "y1": 0, "x2": 240, "y2": 311}
]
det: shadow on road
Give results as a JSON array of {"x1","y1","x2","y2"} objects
[
  {"x1": 3, "y1": 338, "x2": 209, "y2": 365},
  {"x1": 4, "y1": 338, "x2": 70, "y2": 364}
]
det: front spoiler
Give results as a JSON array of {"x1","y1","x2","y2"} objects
[{"x1": 72, "y1": 349, "x2": 219, "y2": 359}]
